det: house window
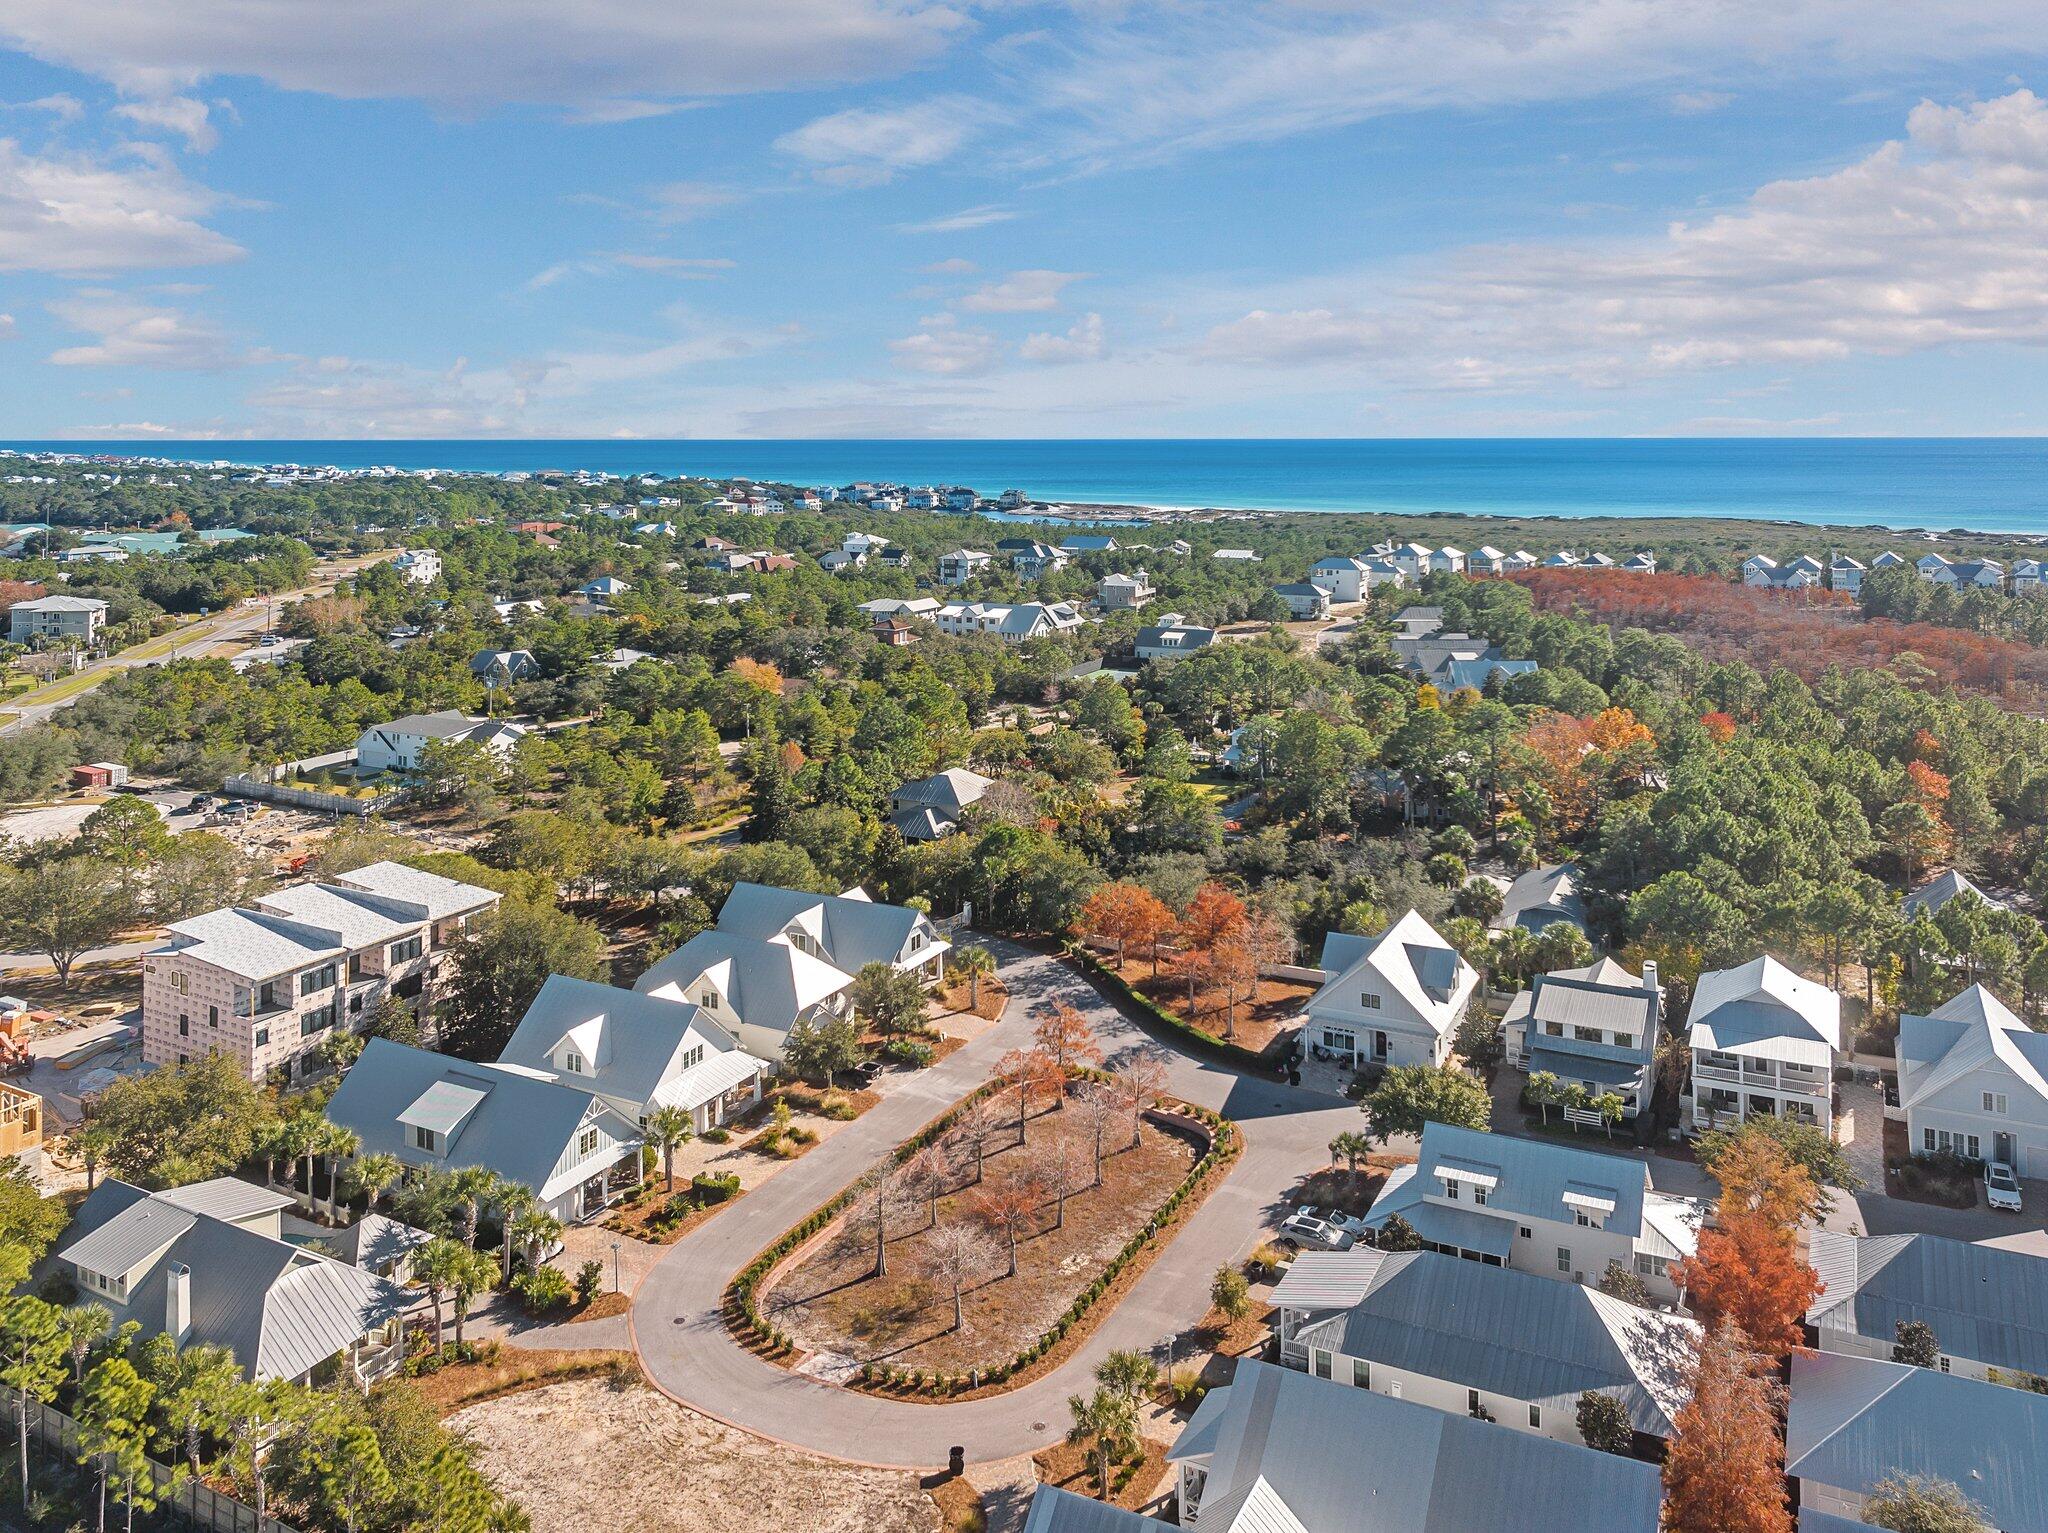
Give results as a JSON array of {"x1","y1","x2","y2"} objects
[
  {"x1": 1528, "y1": 1404, "x2": 1541, "y2": 1429},
  {"x1": 1574, "y1": 1209, "x2": 1603, "y2": 1229},
  {"x1": 1519, "y1": 1226, "x2": 1532, "y2": 1239},
  {"x1": 1312, "y1": 1350, "x2": 1332, "y2": 1380},
  {"x1": 1467, "y1": 1389, "x2": 1483, "y2": 1417},
  {"x1": 1443, "y1": 1182, "x2": 1460, "y2": 1202},
  {"x1": 1359, "y1": 992, "x2": 1382, "y2": 1011},
  {"x1": 177, "y1": 1054, "x2": 188, "y2": 1066},
  {"x1": 1543, "y1": 1021, "x2": 1565, "y2": 1038},
  {"x1": 1557, "y1": 1247, "x2": 1572, "y2": 1273},
  {"x1": 299, "y1": 963, "x2": 337, "y2": 997},
  {"x1": 1968, "y1": 1135, "x2": 1982, "y2": 1160},
  {"x1": 562, "y1": 1051, "x2": 585, "y2": 1074},
  {"x1": 578, "y1": 1127, "x2": 599, "y2": 1157},
  {"x1": 1351, "y1": 1359, "x2": 1369, "y2": 1389},
  {"x1": 698, "y1": 991, "x2": 717, "y2": 1010},
  {"x1": 171, "y1": 972, "x2": 189, "y2": 995},
  {"x1": 410, "y1": 1126, "x2": 440, "y2": 1153},
  {"x1": 1472, "y1": 1184, "x2": 1489, "y2": 1207},
  {"x1": 1984, "y1": 1092, "x2": 2008, "y2": 1115},
  {"x1": 254, "y1": 1027, "x2": 269, "y2": 1047},
  {"x1": 389, "y1": 936, "x2": 424, "y2": 965},
  {"x1": 178, "y1": 1015, "x2": 190, "y2": 1037},
  {"x1": 1636, "y1": 1254, "x2": 1670, "y2": 1279},
  {"x1": 1573, "y1": 1027, "x2": 1603, "y2": 1043},
  {"x1": 208, "y1": 1005, "x2": 219, "y2": 1028}
]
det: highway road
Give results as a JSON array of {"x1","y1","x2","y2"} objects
[{"x1": 0, "y1": 552, "x2": 391, "y2": 736}]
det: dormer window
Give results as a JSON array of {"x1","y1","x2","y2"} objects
[
  {"x1": 410, "y1": 1126, "x2": 440, "y2": 1153},
  {"x1": 1574, "y1": 1209, "x2": 1603, "y2": 1229},
  {"x1": 562, "y1": 1050, "x2": 585, "y2": 1074}
]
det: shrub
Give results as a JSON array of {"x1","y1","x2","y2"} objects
[
  {"x1": 574, "y1": 1259, "x2": 605, "y2": 1305},
  {"x1": 511, "y1": 1264, "x2": 573, "y2": 1313},
  {"x1": 819, "y1": 1093, "x2": 858, "y2": 1121},
  {"x1": 883, "y1": 1037, "x2": 935, "y2": 1068},
  {"x1": 1245, "y1": 1243, "x2": 1287, "y2": 1280},
  {"x1": 691, "y1": 1171, "x2": 741, "y2": 1203},
  {"x1": 702, "y1": 1127, "x2": 731, "y2": 1144}
]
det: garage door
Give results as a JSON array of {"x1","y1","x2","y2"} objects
[{"x1": 2026, "y1": 1145, "x2": 2048, "y2": 1182}]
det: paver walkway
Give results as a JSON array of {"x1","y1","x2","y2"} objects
[{"x1": 629, "y1": 938, "x2": 1359, "y2": 1469}]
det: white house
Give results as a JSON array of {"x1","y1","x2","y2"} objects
[
  {"x1": 1308, "y1": 556, "x2": 1369, "y2": 603},
  {"x1": 1304, "y1": 909, "x2": 1477, "y2": 1069},
  {"x1": 1621, "y1": 551, "x2": 1656, "y2": 575},
  {"x1": 1167, "y1": 1358, "x2": 1663, "y2": 1533},
  {"x1": 936, "y1": 549, "x2": 992, "y2": 586},
  {"x1": 1289, "y1": 1250, "x2": 1698, "y2": 1446},
  {"x1": 579, "y1": 575, "x2": 630, "y2": 599},
  {"x1": 1502, "y1": 956, "x2": 1663, "y2": 1121},
  {"x1": 7, "y1": 594, "x2": 107, "y2": 644},
  {"x1": 392, "y1": 548, "x2": 441, "y2": 585},
  {"x1": 1360, "y1": 1122, "x2": 1703, "y2": 1302},
  {"x1": 1468, "y1": 547, "x2": 1508, "y2": 576},
  {"x1": 1830, "y1": 555, "x2": 1867, "y2": 595},
  {"x1": 857, "y1": 597, "x2": 941, "y2": 622},
  {"x1": 1429, "y1": 546, "x2": 1466, "y2": 575},
  {"x1": 1272, "y1": 582, "x2": 1332, "y2": 620},
  {"x1": 496, "y1": 975, "x2": 768, "y2": 1133},
  {"x1": 1686, "y1": 955, "x2": 1841, "y2": 1133},
  {"x1": 1896, "y1": 984, "x2": 2048, "y2": 1177},
  {"x1": 2014, "y1": 557, "x2": 2047, "y2": 594},
  {"x1": 635, "y1": 884, "x2": 950, "y2": 1063},
  {"x1": 1096, "y1": 570, "x2": 1155, "y2": 610},
  {"x1": 1134, "y1": 621, "x2": 1216, "y2": 661},
  {"x1": 1921, "y1": 555, "x2": 2005, "y2": 589},
  {"x1": 326, "y1": 1037, "x2": 644, "y2": 1222},
  {"x1": 1807, "y1": 1227, "x2": 2048, "y2": 1382},
  {"x1": 1390, "y1": 542, "x2": 1434, "y2": 578},
  {"x1": 1211, "y1": 547, "x2": 1262, "y2": 562},
  {"x1": 1503, "y1": 549, "x2": 1539, "y2": 571},
  {"x1": 355, "y1": 710, "x2": 528, "y2": 773},
  {"x1": 1543, "y1": 550, "x2": 1581, "y2": 569}
]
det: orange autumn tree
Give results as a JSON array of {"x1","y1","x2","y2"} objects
[
  {"x1": 1663, "y1": 1322, "x2": 1793, "y2": 1533},
  {"x1": 1032, "y1": 1002, "x2": 1103, "y2": 1077},
  {"x1": 1174, "y1": 882, "x2": 1249, "y2": 1009},
  {"x1": 1073, "y1": 883, "x2": 1178, "y2": 973},
  {"x1": 1699, "y1": 711, "x2": 1738, "y2": 744},
  {"x1": 1676, "y1": 1133, "x2": 1823, "y2": 1357},
  {"x1": 1522, "y1": 707, "x2": 1655, "y2": 837}
]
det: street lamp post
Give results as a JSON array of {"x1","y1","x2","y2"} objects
[{"x1": 611, "y1": 1239, "x2": 622, "y2": 1295}]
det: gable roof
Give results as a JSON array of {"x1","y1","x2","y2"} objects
[
  {"x1": 1898, "y1": 984, "x2": 2048, "y2": 1113},
  {"x1": 634, "y1": 929, "x2": 850, "y2": 1040},
  {"x1": 325, "y1": 1038, "x2": 638, "y2": 1200},
  {"x1": 158, "y1": 905, "x2": 346, "y2": 980},
  {"x1": 715, "y1": 882, "x2": 930, "y2": 972},
  {"x1": 330, "y1": 861, "x2": 498, "y2": 921},
  {"x1": 1903, "y1": 867, "x2": 2006, "y2": 917},
  {"x1": 1371, "y1": 1122, "x2": 1655, "y2": 1241},
  {"x1": 1019, "y1": 1487, "x2": 1157, "y2": 1533},
  {"x1": 890, "y1": 768, "x2": 993, "y2": 815},
  {"x1": 1169, "y1": 1359, "x2": 1661, "y2": 1533},
  {"x1": 498, "y1": 975, "x2": 743, "y2": 1112},
  {"x1": 1787, "y1": 1352, "x2": 2048, "y2": 1531},
  {"x1": 1686, "y1": 955, "x2": 1841, "y2": 1064},
  {"x1": 1496, "y1": 863, "x2": 1588, "y2": 933},
  {"x1": 1294, "y1": 1250, "x2": 1697, "y2": 1435},
  {"x1": 1311, "y1": 909, "x2": 1476, "y2": 1036},
  {"x1": 1808, "y1": 1229, "x2": 2048, "y2": 1377}
]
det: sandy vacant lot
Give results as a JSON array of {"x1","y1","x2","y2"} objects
[{"x1": 449, "y1": 1377, "x2": 940, "y2": 1533}]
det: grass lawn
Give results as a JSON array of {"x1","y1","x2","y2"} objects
[{"x1": 764, "y1": 1099, "x2": 1198, "y2": 1376}]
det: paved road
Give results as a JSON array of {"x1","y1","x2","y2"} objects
[
  {"x1": 628, "y1": 939, "x2": 1358, "y2": 1469},
  {"x1": 0, "y1": 553, "x2": 389, "y2": 735}
]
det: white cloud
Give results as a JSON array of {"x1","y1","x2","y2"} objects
[
  {"x1": 113, "y1": 95, "x2": 220, "y2": 152},
  {"x1": 1020, "y1": 311, "x2": 1105, "y2": 363},
  {"x1": 46, "y1": 290, "x2": 262, "y2": 369},
  {"x1": 0, "y1": 139, "x2": 242, "y2": 274},
  {"x1": 0, "y1": 0, "x2": 964, "y2": 109},
  {"x1": 776, "y1": 98, "x2": 987, "y2": 185},
  {"x1": 921, "y1": 257, "x2": 978, "y2": 274},
  {"x1": 0, "y1": 312, "x2": 13, "y2": 338},
  {"x1": 1201, "y1": 90, "x2": 2048, "y2": 389},
  {"x1": 896, "y1": 204, "x2": 1018, "y2": 234},
  {"x1": 888, "y1": 312, "x2": 999, "y2": 375},
  {"x1": 1669, "y1": 90, "x2": 1733, "y2": 115},
  {"x1": 2, "y1": 93, "x2": 82, "y2": 120},
  {"x1": 958, "y1": 268, "x2": 1085, "y2": 313},
  {"x1": 525, "y1": 252, "x2": 734, "y2": 289},
  {"x1": 643, "y1": 180, "x2": 745, "y2": 223}
]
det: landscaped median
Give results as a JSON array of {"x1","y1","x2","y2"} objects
[
  {"x1": 724, "y1": 1066, "x2": 1240, "y2": 1401},
  {"x1": 1065, "y1": 943, "x2": 1290, "y2": 1072}
]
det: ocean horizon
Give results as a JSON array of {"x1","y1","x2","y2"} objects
[{"x1": 7, "y1": 437, "x2": 2048, "y2": 536}]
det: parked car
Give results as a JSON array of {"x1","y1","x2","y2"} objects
[
  {"x1": 1987, "y1": 1161, "x2": 2024, "y2": 1212},
  {"x1": 1278, "y1": 1213, "x2": 1354, "y2": 1251}
]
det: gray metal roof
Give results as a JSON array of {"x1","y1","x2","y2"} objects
[
  {"x1": 336, "y1": 1213, "x2": 434, "y2": 1271},
  {"x1": 498, "y1": 975, "x2": 744, "y2": 1114},
  {"x1": 399, "y1": 1077, "x2": 491, "y2": 1137},
  {"x1": 60, "y1": 1190, "x2": 196, "y2": 1275},
  {"x1": 1787, "y1": 1351, "x2": 2048, "y2": 1531},
  {"x1": 1293, "y1": 1251, "x2": 1697, "y2": 1435},
  {"x1": 714, "y1": 883, "x2": 933, "y2": 973},
  {"x1": 1496, "y1": 863, "x2": 1590, "y2": 934},
  {"x1": 890, "y1": 768, "x2": 993, "y2": 815},
  {"x1": 1269, "y1": 1249, "x2": 1390, "y2": 1311},
  {"x1": 1169, "y1": 1359, "x2": 1662, "y2": 1533},
  {"x1": 1903, "y1": 868, "x2": 2004, "y2": 917},
  {"x1": 634, "y1": 928, "x2": 843, "y2": 1040},
  {"x1": 1807, "y1": 1229, "x2": 2048, "y2": 1377},
  {"x1": 1019, "y1": 1487, "x2": 1156, "y2": 1533},
  {"x1": 332, "y1": 861, "x2": 498, "y2": 922},
  {"x1": 1375, "y1": 1123, "x2": 1651, "y2": 1240},
  {"x1": 155, "y1": 1178, "x2": 294, "y2": 1224}
]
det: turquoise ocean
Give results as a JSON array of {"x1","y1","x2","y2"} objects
[{"x1": 6, "y1": 438, "x2": 2048, "y2": 535}]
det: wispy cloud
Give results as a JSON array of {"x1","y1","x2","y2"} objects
[
  {"x1": 776, "y1": 98, "x2": 992, "y2": 185},
  {"x1": 1020, "y1": 312, "x2": 1105, "y2": 363},
  {"x1": 895, "y1": 204, "x2": 1018, "y2": 234},
  {"x1": 525, "y1": 252, "x2": 735, "y2": 289},
  {"x1": 1, "y1": 94, "x2": 83, "y2": 121},
  {"x1": 888, "y1": 312, "x2": 999, "y2": 375},
  {"x1": 46, "y1": 289, "x2": 267, "y2": 369},
  {"x1": 643, "y1": 180, "x2": 746, "y2": 223},
  {"x1": 113, "y1": 95, "x2": 222, "y2": 152},
  {"x1": 958, "y1": 268, "x2": 1086, "y2": 313}
]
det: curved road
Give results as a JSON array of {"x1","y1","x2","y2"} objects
[{"x1": 629, "y1": 940, "x2": 1358, "y2": 1468}]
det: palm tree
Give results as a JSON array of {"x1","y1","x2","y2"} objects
[
  {"x1": 73, "y1": 1126, "x2": 113, "y2": 1192},
  {"x1": 444, "y1": 1246, "x2": 500, "y2": 1347},
  {"x1": 343, "y1": 1152, "x2": 403, "y2": 1213},
  {"x1": 317, "y1": 1123, "x2": 361, "y2": 1222},
  {"x1": 510, "y1": 1207, "x2": 564, "y2": 1272},
  {"x1": 646, "y1": 1106, "x2": 695, "y2": 1193},
  {"x1": 445, "y1": 1166, "x2": 503, "y2": 1249},
  {"x1": 1065, "y1": 1386, "x2": 1138, "y2": 1498},
  {"x1": 952, "y1": 945, "x2": 997, "y2": 1011},
  {"x1": 58, "y1": 1303, "x2": 110, "y2": 1383},
  {"x1": 410, "y1": 1239, "x2": 468, "y2": 1354},
  {"x1": 272, "y1": 1115, "x2": 316, "y2": 1201},
  {"x1": 493, "y1": 1183, "x2": 536, "y2": 1272},
  {"x1": 1328, "y1": 1130, "x2": 1371, "y2": 1174}
]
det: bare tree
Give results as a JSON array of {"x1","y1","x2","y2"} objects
[
  {"x1": 1071, "y1": 1083, "x2": 1122, "y2": 1188},
  {"x1": 1033, "y1": 1002, "x2": 1104, "y2": 1077},
  {"x1": 844, "y1": 1166, "x2": 915, "y2": 1279},
  {"x1": 902, "y1": 1141, "x2": 954, "y2": 1229},
  {"x1": 1113, "y1": 1049, "x2": 1171, "y2": 1150},
  {"x1": 949, "y1": 1094, "x2": 1004, "y2": 1184},
  {"x1": 919, "y1": 1221, "x2": 1000, "y2": 1332},
  {"x1": 971, "y1": 1175, "x2": 1039, "y2": 1277},
  {"x1": 998, "y1": 1047, "x2": 1061, "y2": 1144},
  {"x1": 1028, "y1": 1136, "x2": 1084, "y2": 1231}
]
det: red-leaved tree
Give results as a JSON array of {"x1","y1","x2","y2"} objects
[{"x1": 1663, "y1": 1321, "x2": 1792, "y2": 1533}]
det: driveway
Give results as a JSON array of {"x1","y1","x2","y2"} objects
[{"x1": 629, "y1": 938, "x2": 1358, "y2": 1470}]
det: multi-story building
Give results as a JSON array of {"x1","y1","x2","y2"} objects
[
  {"x1": 1686, "y1": 954, "x2": 1841, "y2": 1133},
  {"x1": 391, "y1": 548, "x2": 441, "y2": 585},
  {"x1": 1096, "y1": 570, "x2": 1154, "y2": 610},
  {"x1": 7, "y1": 594, "x2": 107, "y2": 645},
  {"x1": 141, "y1": 862, "x2": 500, "y2": 1083},
  {"x1": 1502, "y1": 956, "x2": 1662, "y2": 1121}
]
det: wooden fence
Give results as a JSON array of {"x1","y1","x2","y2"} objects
[
  {"x1": 223, "y1": 774, "x2": 405, "y2": 817},
  {"x1": 0, "y1": 1385, "x2": 298, "y2": 1533}
]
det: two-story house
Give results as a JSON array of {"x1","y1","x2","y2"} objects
[
  {"x1": 1360, "y1": 1122, "x2": 1703, "y2": 1302},
  {"x1": 49, "y1": 1176, "x2": 412, "y2": 1385},
  {"x1": 1095, "y1": 570, "x2": 1154, "y2": 610},
  {"x1": 392, "y1": 548, "x2": 441, "y2": 585},
  {"x1": 1307, "y1": 556, "x2": 1369, "y2": 603},
  {"x1": 7, "y1": 594, "x2": 107, "y2": 645},
  {"x1": 634, "y1": 883, "x2": 950, "y2": 1063},
  {"x1": 1290, "y1": 1250, "x2": 1698, "y2": 1449},
  {"x1": 496, "y1": 975, "x2": 767, "y2": 1134},
  {"x1": 1808, "y1": 1228, "x2": 2048, "y2": 1384},
  {"x1": 326, "y1": 1037, "x2": 643, "y2": 1222},
  {"x1": 1492, "y1": 863, "x2": 1590, "y2": 938},
  {"x1": 1502, "y1": 957, "x2": 1662, "y2": 1121},
  {"x1": 1272, "y1": 583, "x2": 1332, "y2": 620},
  {"x1": 1001, "y1": 539, "x2": 1068, "y2": 578},
  {"x1": 1166, "y1": 1359, "x2": 1663, "y2": 1533},
  {"x1": 1686, "y1": 955, "x2": 1841, "y2": 1133},
  {"x1": 355, "y1": 709, "x2": 528, "y2": 773},
  {"x1": 1303, "y1": 909, "x2": 1477, "y2": 1070},
  {"x1": 936, "y1": 549, "x2": 992, "y2": 586},
  {"x1": 141, "y1": 862, "x2": 500, "y2": 1083},
  {"x1": 1134, "y1": 621, "x2": 1215, "y2": 661},
  {"x1": 1896, "y1": 984, "x2": 2048, "y2": 1176}
]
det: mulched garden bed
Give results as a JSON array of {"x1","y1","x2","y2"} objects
[
  {"x1": 1130, "y1": 971, "x2": 1313, "y2": 1057},
  {"x1": 1032, "y1": 1436, "x2": 1170, "y2": 1513},
  {"x1": 408, "y1": 1345, "x2": 638, "y2": 1414},
  {"x1": 1284, "y1": 1160, "x2": 1405, "y2": 1218}
]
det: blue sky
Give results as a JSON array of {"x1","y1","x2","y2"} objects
[{"x1": 0, "y1": 2, "x2": 2045, "y2": 438}]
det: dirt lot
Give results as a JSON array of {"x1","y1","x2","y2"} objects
[
  {"x1": 1132, "y1": 971, "x2": 1313, "y2": 1055},
  {"x1": 766, "y1": 1101, "x2": 1197, "y2": 1376},
  {"x1": 451, "y1": 1377, "x2": 940, "y2": 1533}
]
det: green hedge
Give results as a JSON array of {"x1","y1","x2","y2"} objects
[
  {"x1": 1066, "y1": 946, "x2": 1282, "y2": 1071},
  {"x1": 725, "y1": 1069, "x2": 1241, "y2": 1397}
]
